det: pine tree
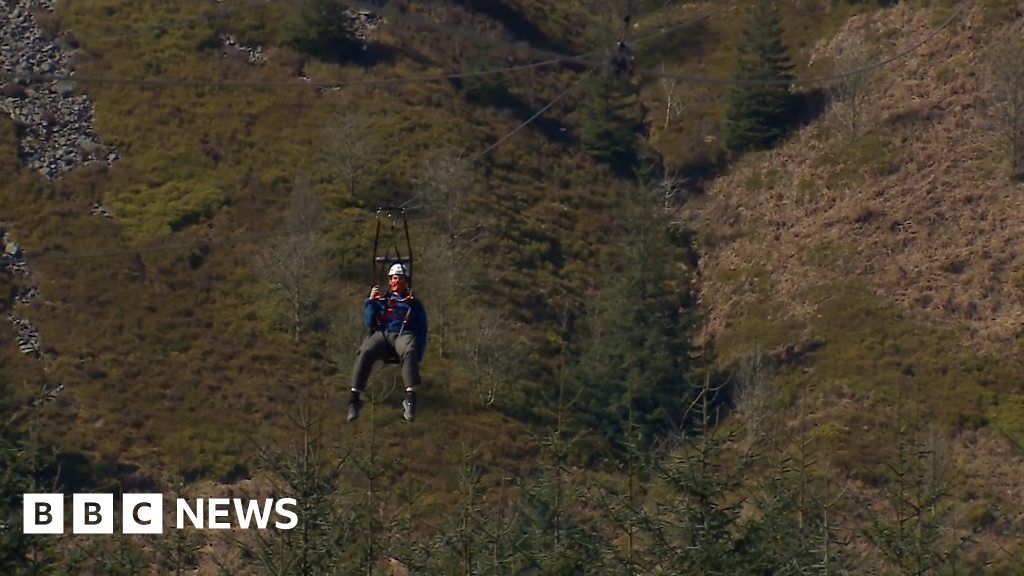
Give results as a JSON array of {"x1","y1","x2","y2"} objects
[
  {"x1": 420, "y1": 443, "x2": 522, "y2": 575},
  {"x1": 734, "y1": 383, "x2": 844, "y2": 576},
  {"x1": 0, "y1": 376, "x2": 61, "y2": 575},
  {"x1": 724, "y1": 0, "x2": 796, "y2": 152},
  {"x1": 247, "y1": 383, "x2": 353, "y2": 575},
  {"x1": 580, "y1": 71, "x2": 641, "y2": 176},
  {"x1": 629, "y1": 371, "x2": 747, "y2": 575},
  {"x1": 513, "y1": 428, "x2": 606, "y2": 574},
  {"x1": 573, "y1": 183, "x2": 697, "y2": 452},
  {"x1": 864, "y1": 390, "x2": 967, "y2": 574}
]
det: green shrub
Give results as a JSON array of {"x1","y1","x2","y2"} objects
[
  {"x1": 849, "y1": 133, "x2": 899, "y2": 176},
  {"x1": 108, "y1": 181, "x2": 226, "y2": 239}
]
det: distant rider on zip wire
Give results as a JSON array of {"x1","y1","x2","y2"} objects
[{"x1": 347, "y1": 262, "x2": 427, "y2": 422}]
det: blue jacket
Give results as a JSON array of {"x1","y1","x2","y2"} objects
[{"x1": 364, "y1": 292, "x2": 427, "y2": 361}]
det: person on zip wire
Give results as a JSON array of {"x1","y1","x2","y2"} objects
[{"x1": 348, "y1": 262, "x2": 427, "y2": 422}]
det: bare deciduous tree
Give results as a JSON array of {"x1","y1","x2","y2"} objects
[
  {"x1": 255, "y1": 179, "x2": 326, "y2": 343},
  {"x1": 659, "y1": 63, "x2": 685, "y2": 131},
  {"x1": 417, "y1": 152, "x2": 484, "y2": 359},
  {"x1": 732, "y1": 348, "x2": 769, "y2": 446},
  {"x1": 458, "y1": 312, "x2": 524, "y2": 406},
  {"x1": 660, "y1": 168, "x2": 685, "y2": 210},
  {"x1": 326, "y1": 99, "x2": 375, "y2": 197},
  {"x1": 421, "y1": 153, "x2": 481, "y2": 244},
  {"x1": 989, "y1": 29, "x2": 1024, "y2": 180},
  {"x1": 829, "y1": 33, "x2": 877, "y2": 139}
]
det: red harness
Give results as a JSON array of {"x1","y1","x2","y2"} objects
[{"x1": 380, "y1": 293, "x2": 414, "y2": 328}]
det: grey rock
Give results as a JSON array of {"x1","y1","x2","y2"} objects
[
  {"x1": 54, "y1": 79, "x2": 75, "y2": 96},
  {"x1": 77, "y1": 138, "x2": 99, "y2": 153}
]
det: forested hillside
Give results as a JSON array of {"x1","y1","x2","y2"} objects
[{"x1": 2, "y1": 0, "x2": 1024, "y2": 573}]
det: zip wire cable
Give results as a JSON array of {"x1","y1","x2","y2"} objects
[
  {"x1": 399, "y1": 68, "x2": 592, "y2": 210},
  {"x1": 470, "y1": 72, "x2": 590, "y2": 162}
]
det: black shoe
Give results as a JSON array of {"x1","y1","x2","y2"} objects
[
  {"x1": 402, "y1": 393, "x2": 416, "y2": 422},
  {"x1": 347, "y1": 397, "x2": 362, "y2": 422}
]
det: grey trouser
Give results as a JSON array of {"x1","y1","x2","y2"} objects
[{"x1": 350, "y1": 331, "x2": 421, "y2": 392}]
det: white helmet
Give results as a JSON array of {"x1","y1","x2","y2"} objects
[{"x1": 388, "y1": 262, "x2": 408, "y2": 277}]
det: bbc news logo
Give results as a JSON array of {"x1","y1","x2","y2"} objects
[{"x1": 23, "y1": 494, "x2": 298, "y2": 534}]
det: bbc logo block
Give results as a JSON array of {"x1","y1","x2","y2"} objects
[
  {"x1": 72, "y1": 493, "x2": 114, "y2": 534},
  {"x1": 23, "y1": 494, "x2": 63, "y2": 534},
  {"x1": 23, "y1": 494, "x2": 163, "y2": 535},
  {"x1": 22, "y1": 493, "x2": 297, "y2": 534},
  {"x1": 123, "y1": 494, "x2": 164, "y2": 534}
]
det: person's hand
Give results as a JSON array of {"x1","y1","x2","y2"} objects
[{"x1": 368, "y1": 285, "x2": 381, "y2": 300}]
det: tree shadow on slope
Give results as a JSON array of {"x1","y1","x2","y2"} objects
[
  {"x1": 789, "y1": 88, "x2": 830, "y2": 131},
  {"x1": 690, "y1": 87, "x2": 828, "y2": 193},
  {"x1": 451, "y1": 0, "x2": 575, "y2": 55}
]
